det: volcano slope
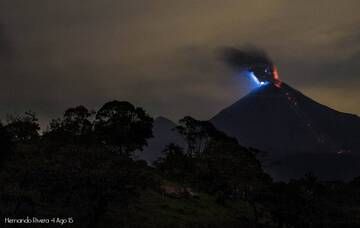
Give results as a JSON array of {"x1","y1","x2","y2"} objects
[{"x1": 211, "y1": 83, "x2": 360, "y2": 180}]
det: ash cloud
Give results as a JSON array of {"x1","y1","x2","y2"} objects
[
  {"x1": 221, "y1": 46, "x2": 273, "y2": 71},
  {"x1": 220, "y1": 46, "x2": 279, "y2": 83}
]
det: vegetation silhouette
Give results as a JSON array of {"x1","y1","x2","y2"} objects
[{"x1": 0, "y1": 101, "x2": 359, "y2": 227}]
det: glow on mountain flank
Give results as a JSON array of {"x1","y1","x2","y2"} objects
[{"x1": 248, "y1": 71, "x2": 268, "y2": 87}]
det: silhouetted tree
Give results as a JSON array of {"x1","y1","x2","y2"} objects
[
  {"x1": 63, "y1": 105, "x2": 93, "y2": 136},
  {"x1": 46, "y1": 105, "x2": 93, "y2": 144},
  {"x1": 5, "y1": 111, "x2": 40, "y2": 143},
  {"x1": 176, "y1": 116, "x2": 227, "y2": 156},
  {"x1": 173, "y1": 117, "x2": 271, "y2": 205},
  {"x1": 94, "y1": 101, "x2": 153, "y2": 155},
  {"x1": 154, "y1": 143, "x2": 191, "y2": 183}
]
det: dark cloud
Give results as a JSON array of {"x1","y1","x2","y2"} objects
[
  {"x1": 221, "y1": 46, "x2": 272, "y2": 70},
  {"x1": 220, "y1": 46, "x2": 278, "y2": 82}
]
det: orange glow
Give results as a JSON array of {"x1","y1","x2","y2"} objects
[
  {"x1": 273, "y1": 65, "x2": 282, "y2": 88},
  {"x1": 273, "y1": 65, "x2": 280, "y2": 81}
]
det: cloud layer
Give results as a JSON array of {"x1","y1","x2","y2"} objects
[{"x1": 0, "y1": 0, "x2": 359, "y2": 126}]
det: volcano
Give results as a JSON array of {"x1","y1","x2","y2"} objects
[{"x1": 211, "y1": 83, "x2": 360, "y2": 180}]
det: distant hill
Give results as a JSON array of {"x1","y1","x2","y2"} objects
[
  {"x1": 211, "y1": 83, "x2": 360, "y2": 180},
  {"x1": 137, "y1": 116, "x2": 185, "y2": 164}
]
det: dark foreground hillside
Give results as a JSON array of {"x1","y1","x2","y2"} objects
[{"x1": 1, "y1": 101, "x2": 360, "y2": 228}]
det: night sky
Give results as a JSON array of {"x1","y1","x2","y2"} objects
[{"x1": 0, "y1": 0, "x2": 359, "y2": 126}]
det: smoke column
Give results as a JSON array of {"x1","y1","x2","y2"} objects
[{"x1": 221, "y1": 47, "x2": 281, "y2": 87}]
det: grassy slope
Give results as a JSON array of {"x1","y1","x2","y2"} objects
[
  {"x1": 104, "y1": 188, "x2": 259, "y2": 228},
  {"x1": 130, "y1": 190, "x2": 255, "y2": 228}
]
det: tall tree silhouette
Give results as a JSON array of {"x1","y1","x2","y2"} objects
[
  {"x1": 171, "y1": 117, "x2": 271, "y2": 203},
  {"x1": 176, "y1": 116, "x2": 227, "y2": 156},
  {"x1": 47, "y1": 105, "x2": 93, "y2": 144},
  {"x1": 5, "y1": 111, "x2": 40, "y2": 143},
  {"x1": 155, "y1": 143, "x2": 191, "y2": 184},
  {"x1": 94, "y1": 101, "x2": 153, "y2": 155}
]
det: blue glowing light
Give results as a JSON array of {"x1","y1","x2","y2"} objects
[
  {"x1": 248, "y1": 71, "x2": 268, "y2": 87},
  {"x1": 249, "y1": 72, "x2": 261, "y2": 85}
]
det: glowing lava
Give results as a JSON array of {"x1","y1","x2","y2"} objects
[
  {"x1": 247, "y1": 64, "x2": 281, "y2": 88},
  {"x1": 273, "y1": 65, "x2": 279, "y2": 80},
  {"x1": 272, "y1": 65, "x2": 282, "y2": 88}
]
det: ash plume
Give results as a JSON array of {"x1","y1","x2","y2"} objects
[
  {"x1": 220, "y1": 46, "x2": 280, "y2": 84},
  {"x1": 221, "y1": 46, "x2": 273, "y2": 70}
]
